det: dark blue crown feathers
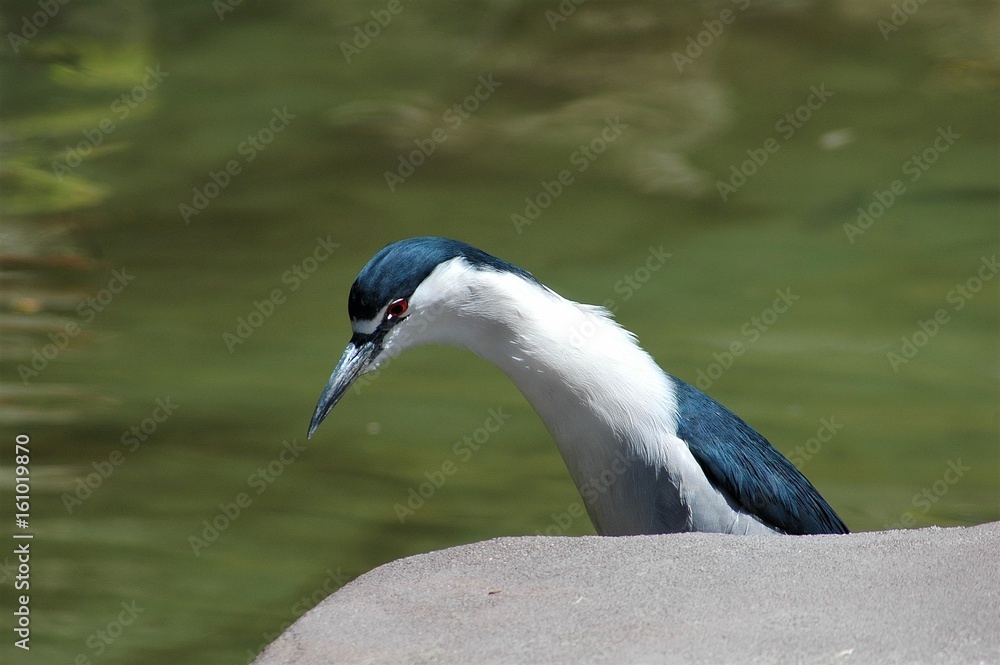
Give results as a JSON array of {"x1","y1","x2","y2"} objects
[{"x1": 348, "y1": 237, "x2": 537, "y2": 321}]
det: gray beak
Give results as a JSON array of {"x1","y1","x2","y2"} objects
[{"x1": 308, "y1": 336, "x2": 381, "y2": 438}]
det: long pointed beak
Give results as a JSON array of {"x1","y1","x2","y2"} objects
[{"x1": 308, "y1": 338, "x2": 380, "y2": 438}]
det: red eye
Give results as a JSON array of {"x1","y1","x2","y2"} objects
[{"x1": 386, "y1": 298, "x2": 408, "y2": 319}]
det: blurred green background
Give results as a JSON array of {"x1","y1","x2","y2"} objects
[{"x1": 1, "y1": 0, "x2": 998, "y2": 663}]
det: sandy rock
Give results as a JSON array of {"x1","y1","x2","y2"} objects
[{"x1": 254, "y1": 523, "x2": 1000, "y2": 664}]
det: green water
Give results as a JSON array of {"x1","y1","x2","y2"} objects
[{"x1": 1, "y1": 1, "x2": 998, "y2": 663}]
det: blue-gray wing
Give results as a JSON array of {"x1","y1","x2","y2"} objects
[{"x1": 672, "y1": 378, "x2": 848, "y2": 535}]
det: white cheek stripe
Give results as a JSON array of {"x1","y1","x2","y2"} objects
[{"x1": 351, "y1": 309, "x2": 384, "y2": 336}]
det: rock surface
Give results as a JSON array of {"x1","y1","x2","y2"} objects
[{"x1": 254, "y1": 523, "x2": 999, "y2": 664}]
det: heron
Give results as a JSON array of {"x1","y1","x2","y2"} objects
[{"x1": 308, "y1": 237, "x2": 848, "y2": 536}]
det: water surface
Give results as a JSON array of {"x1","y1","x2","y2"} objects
[{"x1": 0, "y1": 1, "x2": 997, "y2": 663}]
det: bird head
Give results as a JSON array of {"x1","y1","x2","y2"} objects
[{"x1": 307, "y1": 237, "x2": 536, "y2": 438}]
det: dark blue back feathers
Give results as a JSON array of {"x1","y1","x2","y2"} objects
[
  {"x1": 672, "y1": 378, "x2": 849, "y2": 535},
  {"x1": 349, "y1": 237, "x2": 537, "y2": 321}
]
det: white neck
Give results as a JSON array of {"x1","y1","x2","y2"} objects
[{"x1": 402, "y1": 260, "x2": 684, "y2": 533}]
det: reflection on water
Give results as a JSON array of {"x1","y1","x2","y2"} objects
[{"x1": 0, "y1": 0, "x2": 997, "y2": 663}]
